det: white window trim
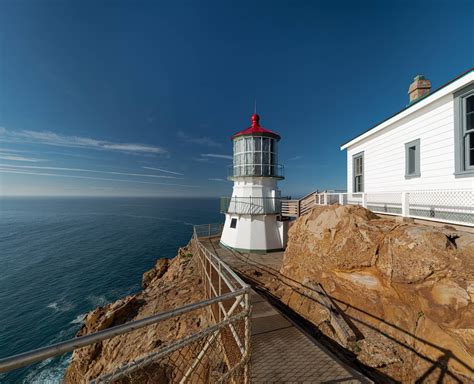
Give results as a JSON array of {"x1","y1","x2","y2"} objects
[
  {"x1": 352, "y1": 152, "x2": 364, "y2": 193},
  {"x1": 454, "y1": 83, "x2": 474, "y2": 177},
  {"x1": 405, "y1": 138, "x2": 421, "y2": 179}
]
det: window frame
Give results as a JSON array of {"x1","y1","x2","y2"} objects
[
  {"x1": 405, "y1": 139, "x2": 421, "y2": 179},
  {"x1": 352, "y1": 152, "x2": 364, "y2": 193},
  {"x1": 454, "y1": 83, "x2": 474, "y2": 177}
]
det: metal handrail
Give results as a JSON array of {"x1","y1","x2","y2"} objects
[
  {"x1": 0, "y1": 226, "x2": 251, "y2": 383},
  {"x1": 220, "y1": 196, "x2": 285, "y2": 215},
  {"x1": 0, "y1": 290, "x2": 245, "y2": 373}
]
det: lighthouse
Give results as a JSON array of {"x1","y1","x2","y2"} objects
[{"x1": 220, "y1": 113, "x2": 288, "y2": 252}]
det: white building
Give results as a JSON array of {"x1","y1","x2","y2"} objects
[
  {"x1": 341, "y1": 69, "x2": 474, "y2": 193},
  {"x1": 220, "y1": 114, "x2": 288, "y2": 252},
  {"x1": 340, "y1": 68, "x2": 474, "y2": 225}
]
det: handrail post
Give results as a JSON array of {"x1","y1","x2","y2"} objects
[
  {"x1": 362, "y1": 193, "x2": 367, "y2": 208},
  {"x1": 402, "y1": 192, "x2": 410, "y2": 217}
]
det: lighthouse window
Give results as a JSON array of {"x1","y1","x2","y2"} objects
[
  {"x1": 255, "y1": 137, "x2": 261, "y2": 151},
  {"x1": 230, "y1": 218, "x2": 237, "y2": 228},
  {"x1": 262, "y1": 137, "x2": 270, "y2": 152}
]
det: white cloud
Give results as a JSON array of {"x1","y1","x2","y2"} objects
[
  {"x1": 0, "y1": 167, "x2": 199, "y2": 188},
  {"x1": 200, "y1": 153, "x2": 232, "y2": 160},
  {"x1": 0, "y1": 164, "x2": 183, "y2": 179},
  {"x1": 178, "y1": 131, "x2": 221, "y2": 147},
  {"x1": 208, "y1": 178, "x2": 226, "y2": 182},
  {"x1": 192, "y1": 157, "x2": 210, "y2": 163},
  {"x1": 0, "y1": 128, "x2": 167, "y2": 155},
  {"x1": 0, "y1": 127, "x2": 7, "y2": 135},
  {"x1": 142, "y1": 166, "x2": 184, "y2": 176},
  {"x1": 287, "y1": 155, "x2": 303, "y2": 161},
  {"x1": 0, "y1": 155, "x2": 46, "y2": 162}
]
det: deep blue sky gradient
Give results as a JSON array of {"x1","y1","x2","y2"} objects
[{"x1": 0, "y1": 0, "x2": 473, "y2": 196}]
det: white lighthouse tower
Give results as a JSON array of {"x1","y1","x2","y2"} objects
[{"x1": 220, "y1": 113, "x2": 288, "y2": 252}]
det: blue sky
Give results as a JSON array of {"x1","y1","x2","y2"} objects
[{"x1": 0, "y1": 0, "x2": 473, "y2": 197}]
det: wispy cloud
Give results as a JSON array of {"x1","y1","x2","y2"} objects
[
  {"x1": 178, "y1": 131, "x2": 221, "y2": 147},
  {"x1": 142, "y1": 166, "x2": 184, "y2": 176},
  {"x1": 0, "y1": 154, "x2": 47, "y2": 162},
  {"x1": 192, "y1": 157, "x2": 210, "y2": 163},
  {"x1": 0, "y1": 128, "x2": 167, "y2": 155},
  {"x1": 0, "y1": 164, "x2": 182, "y2": 179},
  {"x1": 200, "y1": 153, "x2": 232, "y2": 160},
  {"x1": 0, "y1": 167, "x2": 199, "y2": 188},
  {"x1": 288, "y1": 155, "x2": 303, "y2": 161},
  {"x1": 208, "y1": 178, "x2": 226, "y2": 182}
]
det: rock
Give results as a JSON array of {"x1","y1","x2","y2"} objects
[
  {"x1": 142, "y1": 258, "x2": 169, "y2": 289},
  {"x1": 376, "y1": 225, "x2": 453, "y2": 284},
  {"x1": 63, "y1": 244, "x2": 211, "y2": 383},
  {"x1": 280, "y1": 204, "x2": 474, "y2": 382}
]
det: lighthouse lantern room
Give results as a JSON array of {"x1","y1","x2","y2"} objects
[{"x1": 220, "y1": 113, "x2": 288, "y2": 252}]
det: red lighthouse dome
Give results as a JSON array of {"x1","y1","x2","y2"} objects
[{"x1": 231, "y1": 114, "x2": 280, "y2": 140}]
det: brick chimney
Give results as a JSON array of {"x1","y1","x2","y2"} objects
[{"x1": 408, "y1": 74, "x2": 431, "y2": 104}]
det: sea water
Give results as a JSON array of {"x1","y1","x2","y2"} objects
[{"x1": 0, "y1": 197, "x2": 221, "y2": 383}]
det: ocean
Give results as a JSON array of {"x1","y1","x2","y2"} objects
[{"x1": 0, "y1": 197, "x2": 222, "y2": 383}]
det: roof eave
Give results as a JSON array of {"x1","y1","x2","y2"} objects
[{"x1": 340, "y1": 68, "x2": 474, "y2": 151}]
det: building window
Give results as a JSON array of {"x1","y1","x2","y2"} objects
[
  {"x1": 454, "y1": 84, "x2": 474, "y2": 176},
  {"x1": 230, "y1": 218, "x2": 237, "y2": 228},
  {"x1": 405, "y1": 139, "x2": 420, "y2": 178},
  {"x1": 353, "y1": 152, "x2": 364, "y2": 192}
]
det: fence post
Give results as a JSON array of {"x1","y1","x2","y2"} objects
[
  {"x1": 323, "y1": 193, "x2": 328, "y2": 205},
  {"x1": 362, "y1": 193, "x2": 367, "y2": 208},
  {"x1": 208, "y1": 223, "x2": 211, "y2": 237},
  {"x1": 402, "y1": 192, "x2": 410, "y2": 217},
  {"x1": 339, "y1": 193, "x2": 344, "y2": 205}
]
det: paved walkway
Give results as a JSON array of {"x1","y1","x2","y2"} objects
[{"x1": 201, "y1": 237, "x2": 369, "y2": 383}]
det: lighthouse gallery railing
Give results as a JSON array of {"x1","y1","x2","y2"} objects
[
  {"x1": 220, "y1": 196, "x2": 286, "y2": 215},
  {"x1": 0, "y1": 226, "x2": 251, "y2": 384},
  {"x1": 228, "y1": 163, "x2": 284, "y2": 179}
]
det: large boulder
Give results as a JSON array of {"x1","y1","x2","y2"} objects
[{"x1": 281, "y1": 205, "x2": 474, "y2": 383}]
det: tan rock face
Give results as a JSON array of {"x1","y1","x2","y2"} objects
[
  {"x1": 63, "y1": 245, "x2": 210, "y2": 383},
  {"x1": 281, "y1": 205, "x2": 474, "y2": 383}
]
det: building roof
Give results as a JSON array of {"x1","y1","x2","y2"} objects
[
  {"x1": 231, "y1": 114, "x2": 281, "y2": 140},
  {"x1": 340, "y1": 67, "x2": 474, "y2": 150}
]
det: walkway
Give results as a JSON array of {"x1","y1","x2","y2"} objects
[{"x1": 201, "y1": 237, "x2": 370, "y2": 384}]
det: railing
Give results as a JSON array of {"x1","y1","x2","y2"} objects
[
  {"x1": 228, "y1": 164, "x2": 284, "y2": 179},
  {"x1": 0, "y1": 227, "x2": 251, "y2": 383},
  {"x1": 282, "y1": 190, "x2": 474, "y2": 227},
  {"x1": 281, "y1": 190, "x2": 319, "y2": 218},
  {"x1": 220, "y1": 196, "x2": 285, "y2": 215}
]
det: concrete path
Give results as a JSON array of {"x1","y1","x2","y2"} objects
[{"x1": 200, "y1": 237, "x2": 370, "y2": 383}]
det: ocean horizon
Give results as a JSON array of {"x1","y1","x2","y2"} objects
[{"x1": 0, "y1": 197, "x2": 222, "y2": 383}]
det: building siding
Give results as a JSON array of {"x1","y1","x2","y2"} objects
[{"x1": 346, "y1": 94, "x2": 474, "y2": 192}]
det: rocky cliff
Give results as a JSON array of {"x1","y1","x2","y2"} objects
[
  {"x1": 63, "y1": 245, "x2": 210, "y2": 383},
  {"x1": 279, "y1": 205, "x2": 474, "y2": 382}
]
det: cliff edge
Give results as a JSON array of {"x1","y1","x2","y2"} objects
[{"x1": 63, "y1": 245, "x2": 210, "y2": 383}]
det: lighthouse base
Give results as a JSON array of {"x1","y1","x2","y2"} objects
[{"x1": 220, "y1": 214, "x2": 288, "y2": 253}]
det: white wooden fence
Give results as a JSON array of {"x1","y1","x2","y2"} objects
[{"x1": 282, "y1": 190, "x2": 474, "y2": 227}]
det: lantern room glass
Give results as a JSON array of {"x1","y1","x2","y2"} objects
[{"x1": 233, "y1": 136, "x2": 278, "y2": 177}]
